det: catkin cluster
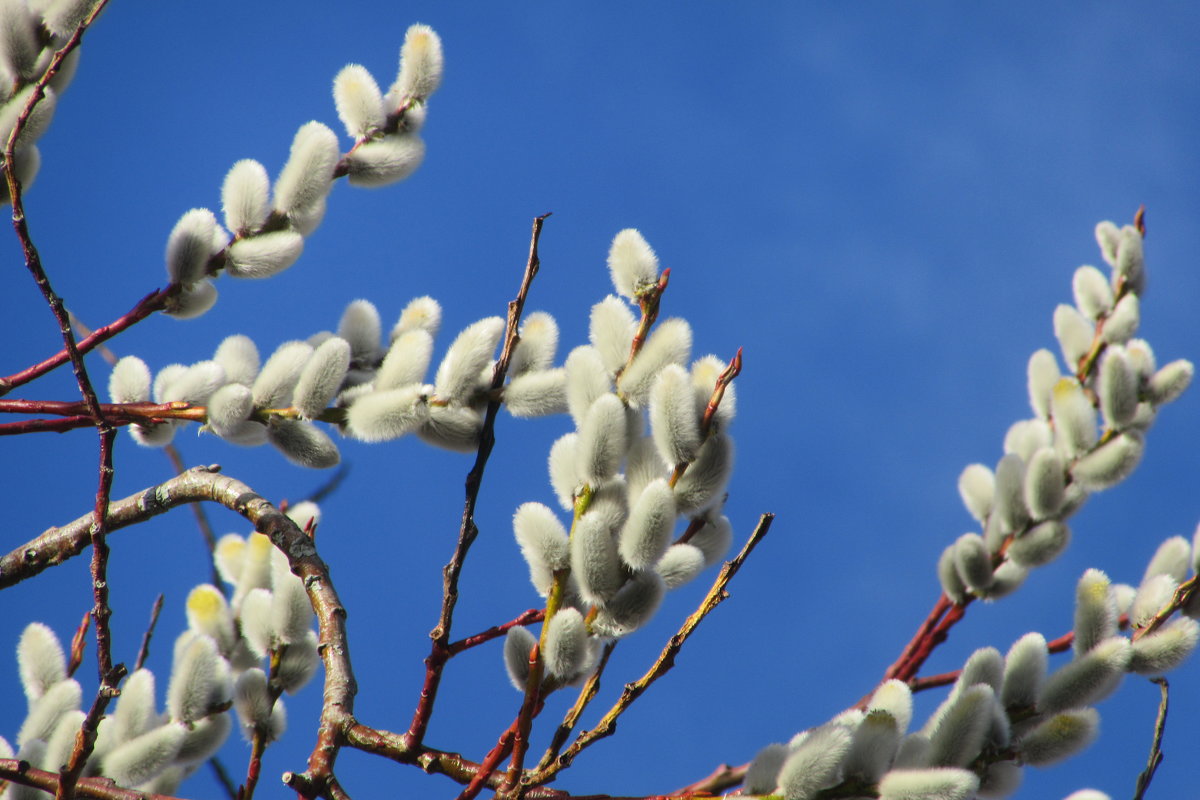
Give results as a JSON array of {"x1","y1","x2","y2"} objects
[
  {"x1": 159, "y1": 24, "x2": 441, "y2": 318},
  {"x1": 503, "y1": 229, "x2": 737, "y2": 689},
  {"x1": 0, "y1": 504, "x2": 321, "y2": 796},
  {"x1": 940, "y1": 220, "x2": 1192, "y2": 603},
  {"x1": 743, "y1": 535, "x2": 1200, "y2": 800},
  {"x1": 0, "y1": 0, "x2": 100, "y2": 196}
]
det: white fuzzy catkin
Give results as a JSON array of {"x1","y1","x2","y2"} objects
[
  {"x1": 1053, "y1": 304, "x2": 1094, "y2": 368},
  {"x1": 226, "y1": 230, "x2": 304, "y2": 279},
  {"x1": 956, "y1": 463, "x2": 994, "y2": 522},
  {"x1": 346, "y1": 133, "x2": 425, "y2": 187},
  {"x1": 504, "y1": 369, "x2": 568, "y2": 418},
  {"x1": 877, "y1": 768, "x2": 979, "y2": 800},
  {"x1": 951, "y1": 647, "x2": 1004, "y2": 697},
  {"x1": 617, "y1": 317, "x2": 692, "y2": 405},
  {"x1": 543, "y1": 607, "x2": 588, "y2": 680},
  {"x1": 345, "y1": 386, "x2": 430, "y2": 442},
  {"x1": 991, "y1": 453, "x2": 1028, "y2": 533},
  {"x1": 1130, "y1": 574, "x2": 1176, "y2": 630},
  {"x1": 273, "y1": 121, "x2": 339, "y2": 221},
  {"x1": 952, "y1": 533, "x2": 992, "y2": 594},
  {"x1": 186, "y1": 585, "x2": 236, "y2": 655},
  {"x1": 293, "y1": 337, "x2": 351, "y2": 419},
  {"x1": 377, "y1": 329, "x2": 434, "y2": 389},
  {"x1": 275, "y1": 631, "x2": 319, "y2": 694},
  {"x1": 1027, "y1": 348, "x2": 1061, "y2": 420},
  {"x1": 589, "y1": 295, "x2": 636, "y2": 373},
  {"x1": 1097, "y1": 346, "x2": 1138, "y2": 428},
  {"x1": 234, "y1": 668, "x2": 272, "y2": 738},
  {"x1": 591, "y1": 570, "x2": 665, "y2": 637},
  {"x1": 434, "y1": 317, "x2": 504, "y2": 402},
  {"x1": 165, "y1": 208, "x2": 219, "y2": 285},
  {"x1": 655, "y1": 543, "x2": 705, "y2": 589},
  {"x1": 843, "y1": 710, "x2": 900, "y2": 784},
  {"x1": 392, "y1": 295, "x2": 442, "y2": 338},
  {"x1": 44, "y1": 709, "x2": 85, "y2": 776},
  {"x1": 688, "y1": 513, "x2": 733, "y2": 567},
  {"x1": 17, "y1": 677, "x2": 80, "y2": 746},
  {"x1": 110, "y1": 669, "x2": 158, "y2": 744},
  {"x1": 1070, "y1": 431, "x2": 1143, "y2": 490},
  {"x1": 338, "y1": 299, "x2": 382, "y2": 363},
  {"x1": 392, "y1": 24, "x2": 443, "y2": 103},
  {"x1": 1008, "y1": 520, "x2": 1071, "y2": 568},
  {"x1": 509, "y1": 311, "x2": 559, "y2": 375},
  {"x1": 1050, "y1": 378, "x2": 1097, "y2": 458},
  {"x1": 221, "y1": 158, "x2": 270, "y2": 235},
  {"x1": 619, "y1": 478, "x2": 676, "y2": 570},
  {"x1": 672, "y1": 432, "x2": 733, "y2": 513},
  {"x1": 548, "y1": 433, "x2": 581, "y2": 511},
  {"x1": 1143, "y1": 536, "x2": 1191, "y2": 585},
  {"x1": 417, "y1": 404, "x2": 483, "y2": 452},
  {"x1": 238, "y1": 589, "x2": 273, "y2": 660},
  {"x1": 1095, "y1": 220, "x2": 1120, "y2": 266},
  {"x1": 868, "y1": 680, "x2": 914, "y2": 736},
  {"x1": 927, "y1": 684, "x2": 995, "y2": 767},
  {"x1": 0, "y1": 0, "x2": 40, "y2": 80},
  {"x1": 267, "y1": 419, "x2": 340, "y2": 468},
  {"x1": 167, "y1": 635, "x2": 221, "y2": 723},
  {"x1": 214, "y1": 334, "x2": 259, "y2": 386},
  {"x1": 1115, "y1": 226, "x2": 1144, "y2": 283},
  {"x1": 513, "y1": 502, "x2": 570, "y2": 596},
  {"x1": 691, "y1": 354, "x2": 737, "y2": 427},
  {"x1": 937, "y1": 544, "x2": 968, "y2": 604},
  {"x1": 1039, "y1": 636, "x2": 1130, "y2": 714},
  {"x1": 1147, "y1": 359, "x2": 1194, "y2": 405},
  {"x1": 1023, "y1": 447, "x2": 1066, "y2": 519},
  {"x1": 649, "y1": 364, "x2": 701, "y2": 466},
  {"x1": 744, "y1": 743, "x2": 788, "y2": 795},
  {"x1": 1102, "y1": 293, "x2": 1139, "y2": 344},
  {"x1": 503, "y1": 626, "x2": 537, "y2": 691},
  {"x1": 163, "y1": 360, "x2": 225, "y2": 406},
  {"x1": 570, "y1": 512, "x2": 624, "y2": 605},
  {"x1": 176, "y1": 712, "x2": 232, "y2": 765},
  {"x1": 206, "y1": 384, "x2": 266, "y2": 446},
  {"x1": 1004, "y1": 418, "x2": 1052, "y2": 463},
  {"x1": 101, "y1": 723, "x2": 187, "y2": 788},
  {"x1": 1072, "y1": 265, "x2": 1114, "y2": 320},
  {"x1": 333, "y1": 63, "x2": 385, "y2": 139},
  {"x1": 270, "y1": 549, "x2": 313, "y2": 645},
  {"x1": 1129, "y1": 617, "x2": 1200, "y2": 675},
  {"x1": 575, "y1": 394, "x2": 627, "y2": 485},
  {"x1": 776, "y1": 724, "x2": 853, "y2": 800},
  {"x1": 17, "y1": 623, "x2": 65, "y2": 703},
  {"x1": 564, "y1": 345, "x2": 611, "y2": 427},
  {"x1": 108, "y1": 356, "x2": 151, "y2": 404},
  {"x1": 1020, "y1": 709, "x2": 1099, "y2": 766},
  {"x1": 1000, "y1": 632, "x2": 1048, "y2": 710},
  {"x1": 0, "y1": 85, "x2": 55, "y2": 149},
  {"x1": 252, "y1": 341, "x2": 313, "y2": 409},
  {"x1": 1073, "y1": 569, "x2": 1116, "y2": 655},
  {"x1": 607, "y1": 228, "x2": 659, "y2": 301}
]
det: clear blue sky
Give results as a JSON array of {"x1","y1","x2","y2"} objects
[{"x1": 3, "y1": 3, "x2": 1200, "y2": 798}]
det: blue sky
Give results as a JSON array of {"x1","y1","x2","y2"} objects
[{"x1": 3, "y1": 3, "x2": 1200, "y2": 798}]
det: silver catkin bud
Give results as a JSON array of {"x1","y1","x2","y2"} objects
[
  {"x1": 1129, "y1": 617, "x2": 1200, "y2": 675},
  {"x1": 166, "y1": 634, "x2": 221, "y2": 723},
  {"x1": 1039, "y1": 637, "x2": 1130, "y2": 714},
  {"x1": 207, "y1": 383, "x2": 267, "y2": 445},
  {"x1": 649, "y1": 364, "x2": 701, "y2": 466},
  {"x1": 1146, "y1": 359, "x2": 1194, "y2": 406},
  {"x1": 252, "y1": 341, "x2": 313, "y2": 409},
  {"x1": 937, "y1": 543, "x2": 968, "y2": 605},
  {"x1": 108, "y1": 355, "x2": 151, "y2": 404},
  {"x1": 1027, "y1": 348, "x2": 1061, "y2": 420},
  {"x1": 952, "y1": 533, "x2": 992, "y2": 595},
  {"x1": 100, "y1": 723, "x2": 186, "y2": 788},
  {"x1": 17, "y1": 622, "x2": 65, "y2": 703},
  {"x1": 591, "y1": 571, "x2": 666, "y2": 637},
  {"x1": 509, "y1": 311, "x2": 559, "y2": 375},
  {"x1": 17, "y1": 677, "x2": 80, "y2": 747},
  {"x1": 957, "y1": 463, "x2": 994, "y2": 523},
  {"x1": 226, "y1": 230, "x2": 304, "y2": 279},
  {"x1": 502, "y1": 626, "x2": 537, "y2": 691},
  {"x1": 607, "y1": 228, "x2": 659, "y2": 301},
  {"x1": 1019, "y1": 709, "x2": 1099, "y2": 766},
  {"x1": 293, "y1": 336, "x2": 351, "y2": 420},
  {"x1": 618, "y1": 478, "x2": 676, "y2": 570},
  {"x1": 570, "y1": 512, "x2": 624, "y2": 605},
  {"x1": 1102, "y1": 293, "x2": 1139, "y2": 344},
  {"x1": 589, "y1": 295, "x2": 636, "y2": 373},
  {"x1": 877, "y1": 767, "x2": 979, "y2": 800},
  {"x1": 1114, "y1": 225, "x2": 1144, "y2": 288},
  {"x1": 267, "y1": 419, "x2": 340, "y2": 468},
  {"x1": 214, "y1": 334, "x2": 260, "y2": 386},
  {"x1": 163, "y1": 360, "x2": 225, "y2": 406},
  {"x1": 575, "y1": 394, "x2": 628, "y2": 485},
  {"x1": 391, "y1": 24, "x2": 443, "y2": 103},
  {"x1": 951, "y1": 647, "x2": 1004, "y2": 698},
  {"x1": 843, "y1": 710, "x2": 900, "y2": 784},
  {"x1": 548, "y1": 432, "x2": 582, "y2": 511},
  {"x1": 1130, "y1": 574, "x2": 1176, "y2": 630},
  {"x1": 926, "y1": 684, "x2": 996, "y2": 767},
  {"x1": 655, "y1": 543, "x2": 705, "y2": 589},
  {"x1": 1073, "y1": 568, "x2": 1116, "y2": 655},
  {"x1": 617, "y1": 318, "x2": 692, "y2": 406},
  {"x1": 1004, "y1": 418, "x2": 1052, "y2": 463},
  {"x1": 513, "y1": 502, "x2": 570, "y2": 597},
  {"x1": 505, "y1": 369, "x2": 568, "y2": 418},
  {"x1": 1073, "y1": 265, "x2": 1114, "y2": 320},
  {"x1": 565, "y1": 345, "x2": 612, "y2": 428},
  {"x1": 1053, "y1": 304, "x2": 1094, "y2": 369},
  {"x1": 1142, "y1": 536, "x2": 1192, "y2": 585},
  {"x1": 233, "y1": 668, "x2": 272, "y2": 739},
  {"x1": 338, "y1": 299, "x2": 382, "y2": 364},
  {"x1": 543, "y1": 607, "x2": 588, "y2": 680},
  {"x1": 672, "y1": 432, "x2": 734, "y2": 513},
  {"x1": 376, "y1": 329, "x2": 434, "y2": 390},
  {"x1": 1051, "y1": 378, "x2": 1097, "y2": 458},
  {"x1": 343, "y1": 386, "x2": 428, "y2": 442},
  {"x1": 273, "y1": 121, "x2": 339, "y2": 223},
  {"x1": 992, "y1": 453, "x2": 1028, "y2": 533},
  {"x1": 688, "y1": 512, "x2": 734, "y2": 567},
  {"x1": 270, "y1": 548, "x2": 313, "y2": 646},
  {"x1": 434, "y1": 317, "x2": 504, "y2": 403},
  {"x1": 1008, "y1": 520, "x2": 1070, "y2": 568},
  {"x1": 417, "y1": 404, "x2": 482, "y2": 452},
  {"x1": 346, "y1": 133, "x2": 426, "y2": 188},
  {"x1": 1069, "y1": 431, "x2": 1143, "y2": 490},
  {"x1": 1023, "y1": 447, "x2": 1066, "y2": 520},
  {"x1": 1000, "y1": 632, "x2": 1048, "y2": 711},
  {"x1": 275, "y1": 631, "x2": 319, "y2": 695},
  {"x1": 333, "y1": 63, "x2": 385, "y2": 139},
  {"x1": 221, "y1": 158, "x2": 270, "y2": 236},
  {"x1": 1097, "y1": 345, "x2": 1138, "y2": 429},
  {"x1": 776, "y1": 724, "x2": 853, "y2": 800},
  {"x1": 743, "y1": 742, "x2": 788, "y2": 795},
  {"x1": 165, "y1": 208, "x2": 219, "y2": 285},
  {"x1": 110, "y1": 669, "x2": 158, "y2": 743}
]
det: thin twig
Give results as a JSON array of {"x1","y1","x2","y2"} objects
[
  {"x1": 404, "y1": 213, "x2": 551, "y2": 751},
  {"x1": 1133, "y1": 677, "x2": 1169, "y2": 800},
  {"x1": 133, "y1": 594, "x2": 165, "y2": 672},
  {"x1": 535, "y1": 641, "x2": 617, "y2": 772},
  {"x1": 303, "y1": 463, "x2": 352, "y2": 505},
  {"x1": 528, "y1": 514, "x2": 774, "y2": 786},
  {"x1": 447, "y1": 609, "x2": 545, "y2": 656},
  {"x1": 66, "y1": 609, "x2": 90, "y2": 677},
  {"x1": 209, "y1": 757, "x2": 240, "y2": 800}
]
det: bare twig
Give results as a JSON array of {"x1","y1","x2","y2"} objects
[
  {"x1": 0, "y1": 761, "x2": 179, "y2": 800},
  {"x1": 67, "y1": 609, "x2": 90, "y2": 677},
  {"x1": 134, "y1": 594, "x2": 165, "y2": 672},
  {"x1": 528, "y1": 514, "x2": 774, "y2": 786},
  {"x1": 447, "y1": 609, "x2": 545, "y2": 656},
  {"x1": 535, "y1": 641, "x2": 617, "y2": 772},
  {"x1": 209, "y1": 757, "x2": 239, "y2": 800},
  {"x1": 1133, "y1": 677, "x2": 1169, "y2": 800},
  {"x1": 404, "y1": 213, "x2": 551, "y2": 751}
]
